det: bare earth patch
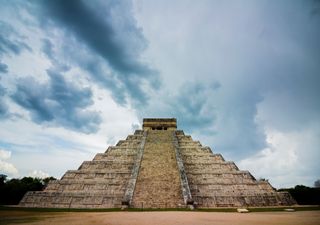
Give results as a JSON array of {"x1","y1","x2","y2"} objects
[{"x1": 1, "y1": 210, "x2": 320, "y2": 225}]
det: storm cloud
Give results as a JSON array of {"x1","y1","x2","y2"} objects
[
  {"x1": 0, "y1": 21, "x2": 31, "y2": 74},
  {"x1": 11, "y1": 70, "x2": 101, "y2": 133},
  {"x1": 0, "y1": 85, "x2": 8, "y2": 118},
  {"x1": 0, "y1": 22, "x2": 31, "y2": 56},
  {"x1": 33, "y1": 0, "x2": 159, "y2": 106},
  {"x1": 39, "y1": 0, "x2": 148, "y2": 74},
  {"x1": 0, "y1": 0, "x2": 319, "y2": 187}
]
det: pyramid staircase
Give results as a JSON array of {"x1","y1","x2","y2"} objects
[
  {"x1": 175, "y1": 130, "x2": 295, "y2": 207},
  {"x1": 19, "y1": 118, "x2": 296, "y2": 208},
  {"x1": 131, "y1": 130, "x2": 184, "y2": 208},
  {"x1": 20, "y1": 130, "x2": 146, "y2": 208}
]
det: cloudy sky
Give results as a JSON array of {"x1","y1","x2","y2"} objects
[{"x1": 0, "y1": 0, "x2": 319, "y2": 188}]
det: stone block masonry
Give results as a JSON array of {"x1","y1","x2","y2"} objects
[
  {"x1": 19, "y1": 118, "x2": 296, "y2": 208},
  {"x1": 20, "y1": 131, "x2": 146, "y2": 208},
  {"x1": 131, "y1": 130, "x2": 185, "y2": 208},
  {"x1": 175, "y1": 130, "x2": 296, "y2": 207}
]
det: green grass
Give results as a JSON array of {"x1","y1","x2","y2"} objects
[
  {"x1": 197, "y1": 206, "x2": 320, "y2": 212},
  {"x1": 248, "y1": 206, "x2": 320, "y2": 212},
  {"x1": 0, "y1": 206, "x2": 122, "y2": 212},
  {"x1": 126, "y1": 207, "x2": 193, "y2": 212},
  {"x1": 1, "y1": 205, "x2": 319, "y2": 213}
]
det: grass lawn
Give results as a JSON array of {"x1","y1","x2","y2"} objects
[{"x1": 1, "y1": 205, "x2": 319, "y2": 212}]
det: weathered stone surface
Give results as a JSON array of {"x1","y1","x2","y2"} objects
[
  {"x1": 19, "y1": 119, "x2": 296, "y2": 208},
  {"x1": 122, "y1": 132, "x2": 147, "y2": 205},
  {"x1": 131, "y1": 130, "x2": 184, "y2": 208},
  {"x1": 175, "y1": 130, "x2": 296, "y2": 207},
  {"x1": 173, "y1": 132, "x2": 193, "y2": 205},
  {"x1": 19, "y1": 130, "x2": 146, "y2": 208},
  {"x1": 143, "y1": 118, "x2": 177, "y2": 130}
]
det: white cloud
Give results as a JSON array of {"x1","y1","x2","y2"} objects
[
  {"x1": 0, "y1": 149, "x2": 19, "y2": 177},
  {"x1": 0, "y1": 0, "x2": 319, "y2": 189},
  {"x1": 134, "y1": 0, "x2": 320, "y2": 188},
  {"x1": 0, "y1": 160, "x2": 19, "y2": 177},
  {"x1": 28, "y1": 170, "x2": 49, "y2": 179},
  {"x1": 0, "y1": 110, "x2": 137, "y2": 179},
  {"x1": 0, "y1": 88, "x2": 137, "y2": 180},
  {"x1": 238, "y1": 127, "x2": 320, "y2": 188},
  {"x1": 0, "y1": 149, "x2": 11, "y2": 160}
]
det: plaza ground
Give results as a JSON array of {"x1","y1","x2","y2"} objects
[{"x1": 1, "y1": 210, "x2": 320, "y2": 225}]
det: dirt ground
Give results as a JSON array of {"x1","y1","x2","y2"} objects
[{"x1": 1, "y1": 210, "x2": 320, "y2": 225}]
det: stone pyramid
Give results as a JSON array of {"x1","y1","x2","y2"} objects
[{"x1": 20, "y1": 118, "x2": 295, "y2": 208}]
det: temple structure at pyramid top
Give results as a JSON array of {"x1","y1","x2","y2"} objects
[
  {"x1": 142, "y1": 118, "x2": 177, "y2": 130},
  {"x1": 20, "y1": 118, "x2": 296, "y2": 208}
]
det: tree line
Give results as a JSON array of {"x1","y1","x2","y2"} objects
[
  {"x1": 0, "y1": 174, "x2": 56, "y2": 205},
  {"x1": 0, "y1": 174, "x2": 319, "y2": 205},
  {"x1": 278, "y1": 184, "x2": 320, "y2": 205}
]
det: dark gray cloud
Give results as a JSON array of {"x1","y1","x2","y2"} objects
[
  {"x1": 211, "y1": 89, "x2": 266, "y2": 159},
  {"x1": 0, "y1": 21, "x2": 31, "y2": 74},
  {"x1": 136, "y1": 0, "x2": 320, "y2": 161},
  {"x1": 150, "y1": 81, "x2": 266, "y2": 159},
  {"x1": 140, "y1": 81, "x2": 218, "y2": 132},
  {"x1": 169, "y1": 82, "x2": 218, "y2": 131},
  {"x1": 39, "y1": 0, "x2": 146, "y2": 74},
  {"x1": 0, "y1": 84, "x2": 9, "y2": 118},
  {"x1": 33, "y1": 0, "x2": 158, "y2": 106},
  {"x1": 137, "y1": 75, "x2": 266, "y2": 158},
  {"x1": 0, "y1": 0, "x2": 319, "y2": 186},
  {"x1": 0, "y1": 62, "x2": 8, "y2": 73},
  {"x1": 41, "y1": 38, "x2": 128, "y2": 105},
  {"x1": 11, "y1": 70, "x2": 102, "y2": 133},
  {"x1": 41, "y1": 39, "x2": 69, "y2": 72},
  {"x1": 310, "y1": 0, "x2": 320, "y2": 16},
  {"x1": 1, "y1": 0, "x2": 158, "y2": 133},
  {"x1": 0, "y1": 21, "x2": 31, "y2": 55}
]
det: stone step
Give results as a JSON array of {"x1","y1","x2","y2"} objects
[
  {"x1": 46, "y1": 182, "x2": 127, "y2": 192},
  {"x1": 187, "y1": 172, "x2": 256, "y2": 185},
  {"x1": 175, "y1": 130, "x2": 185, "y2": 135},
  {"x1": 126, "y1": 134, "x2": 143, "y2": 140},
  {"x1": 131, "y1": 130, "x2": 185, "y2": 208},
  {"x1": 179, "y1": 148, "x2": 210, "y2": 153},
  {"x1": 20, "y1": 191, "x2": 123, "y2": 208},
  {"x1": 51, "y1": 179, "x2": 129, "y2": 185},
  {"x1": 61, "y1": 170, "x2": 131, "y2": 180},
  {"x1": 188, "y1": 178, "x2": 256, "y2": 185},
  {"x1": 115, "y1": 142, "x2": 142, "y2": 148},
  {"x1": 189, "y1": 183, "x2": 275, "y2": 195},
  {"x1": 105, "y1": 146, "x2": 140, "y2": 152},
  {"x1": 78, "y1": 161, "x2": 134, "y2": 171},
  {"x1": 18, "y1": 129, "x2": 146, "y2": 208},
  {"x1": 134, "y1": 130, "x2": 144, "y2": 135},
  {"x1": 92, "y1": 157, "x2": 135, "y2": 162},
  {"x1": 178, "y1": 143, "x2": 202, "y2": 148},
  {"x1": 131, "y1": 201, "x2": 185, "y2": 209},
  {"x1": 181, "y1": 158, "x2": 225, "y2": 164},
  {"x1": 18, "y1": 122, "x2": 296, "y2": 209},
  {"x1": 45, "y1": 183, "x2": 127, "y2": 193},
  {"x1": 193, "y1": 194, "x2": 286, "y2": 207},
  {"x1": 184, "y1": 162, "x2": 239, "y2": 171},
  {"x1": 93, "y1": 153, "x2": 136, "y2": 161},
  {"x1": 185, "y1": 171, "x2": 252, "y2": 175}
]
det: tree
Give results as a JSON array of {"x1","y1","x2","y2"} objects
[
  {"x1": 314, "y1": 179, "x2": 320, "y2": 188},
  {"x1": 0, "y1": 174, "x2": 7, "y2": 186},
  {"x1": 0, "y1": 175, "x2": 57, "y2": 205},
  {"x1": 42, "y1": 176, "x2": 57, "y2": 188}
]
